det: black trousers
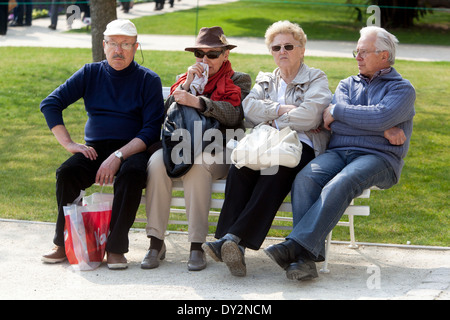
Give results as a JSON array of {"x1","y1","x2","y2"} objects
[
  {"x1": 15, "y1": 0, "x2": 32, "y2": 25},
  {"x1": 0, "y1": 4, "x2": 8, "y2": 35},
  {"x1": 53, "y1": 140, "x2": 149, "y2": 254},
  {"x1": 215, "y1": 143, "x2": 315, "y2": 250}
]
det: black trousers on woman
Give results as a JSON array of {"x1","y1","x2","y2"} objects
[
  {"x1": 215, "y1": 142, "x2": 315, "y2": 250},
  {"x1": 53, "y1": 140, "x2": 149, "y2": 254}
]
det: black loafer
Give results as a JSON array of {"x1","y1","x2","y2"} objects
[
  {"x1": 285, "y1": 258, "x2": 318, "y2": 281},
  {"x1": 264, "y1": 240, "x2": 299, "y2": 269},
  {"x1": 202, "y1": 238, "x2": 227, "y2": 262}
]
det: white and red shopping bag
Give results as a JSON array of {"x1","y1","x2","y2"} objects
[{"x1": 63, "y1": 193, "x2": 112, "y2": 271}]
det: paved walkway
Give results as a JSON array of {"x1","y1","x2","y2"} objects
[
  {"x1": 0, "y1": 219, "x2": 449, "y2": 300},
  {"x1": 1, "y1": 0, "x2": 449, "y2": 61}
]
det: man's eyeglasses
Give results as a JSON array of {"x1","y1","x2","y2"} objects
[
  {"x1": 352, "y1": 50, "x2": 382, "y2": 58},
  {"x1": 271, "y1": 44, "x2": 301, "y2": 52},
  {"x1": 194, "y1": 49, "x2": 224, "y2": 59},
  {"x1": 105, "y1": 40, "x2": 137, "y2": 51}
]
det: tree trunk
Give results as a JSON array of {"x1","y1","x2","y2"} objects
[
  {"x1": 90, "y1": 0, "x2": 117, "y2": 62},
  {"x1": 377, "y1": 0, "x2": 424, "y2": 28}
]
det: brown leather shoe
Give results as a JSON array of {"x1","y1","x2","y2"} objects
[
  {"x1": 107, "y1": 252, "x2": 128, "y2": 270},
  {"x1": 187, "y1": 250, "x2": 207, "y2": 271},
  {"x1": 42, "y1": 246, "x2": 67, "y2": 263},
  {"x1": 141, "y1": 242, "x2": 166, "y2": 269}
]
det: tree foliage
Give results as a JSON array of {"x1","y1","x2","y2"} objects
[{"x1": 375, "y1": 0, "x2": 430, "y2": 28}]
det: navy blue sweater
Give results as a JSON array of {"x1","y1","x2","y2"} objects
[{"x1": 40, "y1": 60, "x2": 164, "y2": 147}]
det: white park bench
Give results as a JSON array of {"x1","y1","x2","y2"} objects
[{"x1": 95, "y1": 86, "x2": 375, "y2": 273}]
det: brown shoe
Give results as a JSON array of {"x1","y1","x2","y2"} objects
[
  {"x1": 107, "y1": 252, "x2": 128, "y2": 270},
  {"x1": 140, "y1": 242, "x2": 166, "y2": 269},
  {"x1": 42, "y1": 246, "x2": 67, "y2": 263},
  {"x1": 187, "y1": 250, "x2": 207, "y2": 271}
]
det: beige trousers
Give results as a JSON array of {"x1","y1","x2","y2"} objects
[{"x1": 145, "y1": 148, "x2": 230, "y2": 243}]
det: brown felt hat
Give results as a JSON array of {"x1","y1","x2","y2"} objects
[{"x1": 185, "y1": 26, "x2": 237, "y2": 52}]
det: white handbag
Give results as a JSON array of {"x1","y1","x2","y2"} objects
[{"x1": 230, "y1": 123, "x2": 302, "y2": 170}]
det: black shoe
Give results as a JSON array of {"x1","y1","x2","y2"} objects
[
  {"x1": 48, "y1": 24, "x2": 56, "y2": 30},
  {"x1": 202, "y1": 238, "x2": 226, "y2": 262},
  {"x1": 221, "y1": 240, "x2": 246, "y2": 277},
  {"x1": 285, "y1": 258, "x2": 318, "y2": 281},
  {"x1": 264, "y1": 240, "x2": 300, "y2": 269},
  {"x1": 10, "y1": 22, "x2": 24, "y2": 27}
]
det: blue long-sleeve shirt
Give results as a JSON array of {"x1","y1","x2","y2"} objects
[
  {"x1": 330, "y1": 67, "x2": 416, "y2": 182},
  {"x1": 40, "y1": 60, "x2": 164, "y2": 147}
]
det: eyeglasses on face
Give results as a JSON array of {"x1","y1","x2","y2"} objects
[
  {"x1": 271, "y1": 44, "x2": 301, "y2": 52},
  {"x1": 105, "y1": 40, "x2": 137, "y2": 51},
  {"x1": 352, "y1": 49, "x2": 381, "y2": 58},
  {"x1": 194, "y1": 49, "x2": 224, "y2": 59}
]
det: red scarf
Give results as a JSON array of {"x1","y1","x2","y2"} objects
[{"x1": 170, "y1": 60, "x2": 242, "y2": 107}]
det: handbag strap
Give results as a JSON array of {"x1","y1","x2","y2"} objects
[{"x1": 273, "y1": 119, "x2": 280, "y2": 130}]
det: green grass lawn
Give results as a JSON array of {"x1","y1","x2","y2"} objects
[
  {"x1": 129, "y1": 0, "x2": 450, "y2": 45},
  {"x1": 68, "y1": 0, "x2": 450, "y2": 45},
  {"x1": 0, "y1": 47, "x2": 449, "y2": 247}
]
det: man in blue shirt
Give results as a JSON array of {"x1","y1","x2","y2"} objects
[
  {"x1": 265, "y1": 26, "x2": 415, "y2": 281},
  {"x1": 40, "y1": 20, "x2": 164, "y2": 269}
]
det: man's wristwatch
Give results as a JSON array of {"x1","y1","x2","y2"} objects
[{"x1": 114, "y1": 150, "x2": 124, "y2": 163}]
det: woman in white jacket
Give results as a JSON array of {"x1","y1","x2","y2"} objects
[{"x1": 203, "y1": 21, "x2": 332, "y2": 277}]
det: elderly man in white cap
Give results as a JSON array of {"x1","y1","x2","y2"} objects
[{"x1": 40, "y1": 19, "x2": 165, "y2": 269}]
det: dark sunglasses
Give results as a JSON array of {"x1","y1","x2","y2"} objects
[
  {"x1": 194, "y1": 49, "x2": 224, "y2": 59},
  {"x1": 271, "y1": 44, "x2": 301, "y2": 52}
]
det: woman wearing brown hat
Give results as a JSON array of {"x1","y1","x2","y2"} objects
[
  {"x1": 203, "y1": 21, "x2": 332, "y2": 277},
  {"x1": 142, "y1": 27, "x2": 252, "y2": 271}
]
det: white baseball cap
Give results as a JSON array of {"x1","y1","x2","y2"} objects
[{"x1": 103, "y1": 19, "x2": 137, "y2": 37}]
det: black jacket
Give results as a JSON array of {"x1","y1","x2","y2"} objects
[{"x1": 162, "y1": 102, "x2": 220, "y2": 178}]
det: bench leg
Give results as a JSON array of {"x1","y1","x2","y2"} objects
[
  {"x1": 320, "y1": 231, "x2": 332, "y2": 273},
  {"x1": 348, "y1": 214, "x2": 358, "y2": 249}
]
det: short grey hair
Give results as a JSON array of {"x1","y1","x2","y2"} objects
[{"x1": 360, "y1": 26, "x2": 399, "y2": 65}]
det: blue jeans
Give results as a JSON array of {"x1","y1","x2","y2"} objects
[{"x1": 287, "y1": 150, "x2": 396, "y2": 260}]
